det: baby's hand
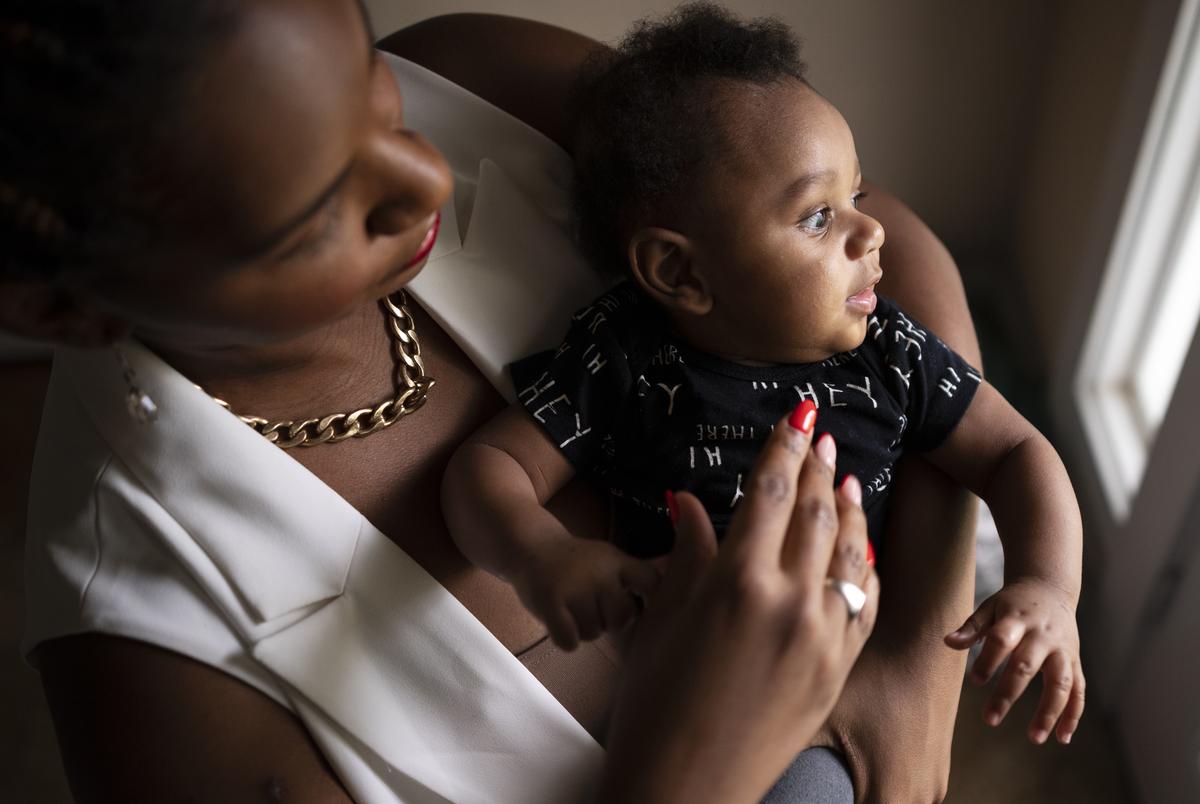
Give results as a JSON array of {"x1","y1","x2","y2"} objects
[
  {"x1": 944, "y1": 577, "x2": 1085, "y2": 745},
  {"x1": 513, "y1": 537, "x2": 660, "y2": 651}
]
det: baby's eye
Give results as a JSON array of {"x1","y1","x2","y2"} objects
[
  {"x1": 851, "y1": 191, "x2": 868, "y2": 209},
  {"x1": 799, "y1": 207, "x2": 832, "y2": 232}
]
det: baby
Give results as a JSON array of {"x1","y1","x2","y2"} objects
[{"x1": 443, "y1": 3, "x2": 1084, "y2": 748}]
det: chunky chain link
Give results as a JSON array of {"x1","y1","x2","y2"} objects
[{"x1": 209, "y1": 291, "x2": 434, "y2": 448}]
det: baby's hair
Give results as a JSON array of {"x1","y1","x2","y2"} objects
[
  {"x1": 569, "y1": 2, "x2": 808, "y2": 274},
  {"x1": 1, "y1": 1, "x2": 237, "y2": 280}
]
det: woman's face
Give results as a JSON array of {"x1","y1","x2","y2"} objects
[{"x1": 70, "y1": 0, "x2": 452, "y2": 348}]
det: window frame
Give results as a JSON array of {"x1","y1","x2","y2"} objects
[{"x1": 1074, "y1": 0, "x2": 1200, "y2": 520}]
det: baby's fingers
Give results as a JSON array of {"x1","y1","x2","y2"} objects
[
  {"x1": 598, "y1": 585, "x2": 638, "y2": 635},
  {"x1": 567, "y1": 595, "x2": 605, "y2": 644},
  {"x1": 1029, "y1": 652, "x2": 1075, "y2": 744},
  {"x1": 984, "y1": 638, "x2": 1049, "y2": 728},
  {"x1": 618, "y1": 557, "x2": 662, "y2": 600},
  {"x1": 1055, "y1": 665, "x2": 1086, "y2": 744},
  {"x1": 970, "y1": 617, "x2": 1027, "y2": 685},
  {"x1": 945, "y1": 600, "x2": 995, "y2": 650},
  {"x1": 545, "y1": 604, "x2": 581, "y2": 652}
]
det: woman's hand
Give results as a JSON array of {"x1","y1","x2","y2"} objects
[{"x1": 601, "y1": 402, "x2": 879, "y2": 804}]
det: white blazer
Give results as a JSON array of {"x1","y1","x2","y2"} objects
[{"x1": 24, "y1": 54, "x2": 612, "y2": 803}]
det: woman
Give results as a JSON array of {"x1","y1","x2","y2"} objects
[{"x1": 3, "y1": 2, "x2": 977, "y2": 801}]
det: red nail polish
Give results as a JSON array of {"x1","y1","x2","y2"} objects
[
  {"x1": 789, "y1": 400, "x2": 817, "y2": 433},
  {"x1": 665, "y1": 490, "x2": 679, "y2": 525},
  {"x1": 865, "y1": 539, "x2": 875, "y2": 567}
]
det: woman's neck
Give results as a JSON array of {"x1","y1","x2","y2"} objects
[{"x1": 142, "y1": 299, "x2": 398, "y2": 424}]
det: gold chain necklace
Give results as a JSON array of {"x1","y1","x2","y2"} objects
[{"x1": 209, "y1": 291, "x2": 434, "y2": 449}]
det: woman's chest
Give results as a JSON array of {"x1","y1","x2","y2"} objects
[
  {"x1": 287, "y1": 313, "x2": 620, "y2": 737},
  {"x1": 289, "y1": 315, "x2": 547, "y2": 653}
]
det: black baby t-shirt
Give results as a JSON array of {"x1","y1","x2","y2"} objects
[{"x1": 510, "y1": 282, "x2": 980, "y2": 557}]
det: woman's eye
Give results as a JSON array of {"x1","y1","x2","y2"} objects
[
  {"x1": 281, "y1": 198, "x2": 343, "y2": 260},
  {"x1": 799, "y1": 207, "x2": 832, "y2": 231}
]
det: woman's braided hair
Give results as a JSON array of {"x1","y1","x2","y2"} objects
[
  {"x1": 568, "y1": 2, "x2": 808, "y2": 275},
  {"x1": 1, "y1": 1, "x2": 236, "y2": 280}
]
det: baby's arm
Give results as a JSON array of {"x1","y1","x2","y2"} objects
[
  {"x1": 443, "y1": 405, "x2": 659, "y2": 650},
  {"x1": 926, "y1": 381, "x2": 1085, "y2": 745}
]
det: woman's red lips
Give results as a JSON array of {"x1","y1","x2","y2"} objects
[{"x1": 402, "y1": 212, "x2": 440, "y2": 269}]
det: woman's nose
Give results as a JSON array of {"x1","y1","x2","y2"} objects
[
  {"x1": 366, "y1": 202, "x2": 420, "y2": 239},
  {"x1": 362, "y1": 130, "x2": 452, "y2": 239},
  {"x1": 846, "y1": 213, "x2": 885, "y2": 260}
]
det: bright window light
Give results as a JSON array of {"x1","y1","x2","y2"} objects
[
  {"x1": 1131, "y1": 192, "x2": 1200, "y2": 437},
  {"x1": 1075, "y1": 0, "x2": 1200, "y2": 520}
]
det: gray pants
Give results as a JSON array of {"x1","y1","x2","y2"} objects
[{"x1": 761, "y1": 747, "x2": 855, "y2": 804}]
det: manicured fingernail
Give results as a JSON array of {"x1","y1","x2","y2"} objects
[
  {"x1": 815, "y1": 433, "x2": 836, "y2": 468},
  {"x1": 1032, "y1": 729, "x2": 1049, "y2": 744},
  {"x1": 865, "y1": 538, "x2": 875, "y2": 566},
  {"x1": 1063, "y1": 732, "x2": 1073, "y2": 745},
  {"x1": 788, "y1": 399, "x2": 817, "y2": 433},
  {"x1": 986, "y1": 711, "x2": 1001, "y2": 726},
  {"x1": 839, "y1": 474, "x2": 862, "y2": 506},
  {"x1": 665, "y1": 490, "x2": 679, "y2": 525}
]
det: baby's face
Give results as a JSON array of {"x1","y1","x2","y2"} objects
[{"x1": 684, "y1": 80, "x2": 884, "y2": 363}]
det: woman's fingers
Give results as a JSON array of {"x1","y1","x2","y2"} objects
[
  {"x1": 819, "y1": 474, "x2": 870, "y2": 585},
  {"x1": 853, "y1": 564, "x2": 881, "y2": 637},
  {"x1": 726, "y1": 401, "x2": 818, "y2": 567},
  {"x1": 823, "y1": 474, "x2": 878, "y2": 630},
  {"x1": 779, "y1": 431, "x2": 842, "y2": 581},
  {"x1": 650, "y1": 490, "x2": 718, "y2": 614}
]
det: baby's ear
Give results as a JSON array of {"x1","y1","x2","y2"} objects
[{"x1": 627, "y1": 227, "x2": 713, "y2": 315}]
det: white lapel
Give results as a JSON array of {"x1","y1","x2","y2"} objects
[
  {"x1": 62, "y1": 340, "x2": 603, "y2": 801},
  {"x1": 392, "y1": 53, "x2": 612, "y2": 401},
  {"x1": 53, "y1": 53, "x2": 615, "y2": 802},
  {"x1": 60, "y1": 342, "x2": 361, "y2": 625}
]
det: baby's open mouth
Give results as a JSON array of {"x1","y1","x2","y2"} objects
[{"x1": 846, "y1": 275, "x2": 881, "y2": 314}]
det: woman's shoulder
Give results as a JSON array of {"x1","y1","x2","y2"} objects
[
  {"x1": 23, "y1": 347, "x2": 333, "y2": 708},
  {"x1": 377, "y1": 14, "x2": 601, "y2": 151}
]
